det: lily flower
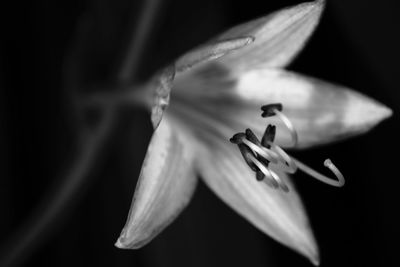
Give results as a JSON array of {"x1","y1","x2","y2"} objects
[{"x1": 114, "y1": 0, "x2": 392, "y2": 264}]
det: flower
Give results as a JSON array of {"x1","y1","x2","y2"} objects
[{"x1": 115, "y1": 0, "x2": 392, "y2": 265}]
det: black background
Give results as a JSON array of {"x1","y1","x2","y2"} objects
[{"x1": 1, "y1": 0, "x2": 399, "y2": 266}]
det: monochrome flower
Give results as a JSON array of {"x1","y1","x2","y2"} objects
[{"x1": 115, "y1": 1, "x2": 392, "y2": 265}]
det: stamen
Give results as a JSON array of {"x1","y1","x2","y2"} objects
[
  {"x1": 229, "y1": 133, "x2": 246, "y2": 144},
  {"x1": 268, "y1": 142, "x2": 297, "y2": 174},
  {"x1": 242, "y1": 138, "x2": 279, "y2": 164},
  {"x1": 261, "y1": 103, "x2": 283, "y2": 117},
  {"x1": 291, "y1": 157, "x2": 345, "y2": 187},
  {"x1": 244, "y1": 128, "x2": 279, "y2": 163},
  {"x1": 247, "y1": 154, "x2": 289, "y2": 191},
  {"x1": 230, "y1": 133, "x2": 261, "y2": 172},
  {"x1": 272, "y1": 109, "x2": 298, "y2": 147},
  {"x1": 237, "y1": 143, "x2": 259, "y2": 173},
  {"x1": 261, "y1": 125, "x2": 276, "y2": 149},
  {"x1": 231, "y1": 104, "x2": 345, "y2": 192}
]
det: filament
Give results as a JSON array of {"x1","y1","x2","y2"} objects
[
  {"x1": 268, "y1": 142, "x2": 297, "y2": 174},
  {"x1": 242, "y1": 138, "x2": 279, "y2": 164},
  {"x1": 291, "y1": 156, "x2": 345, "y2": 187},
  {"x1": 273, "y1": 109, "x2": 298, "y2": 147},
  {"x1": 231, "y1": 103, "x2": 346, "y2": 192},
  {"x1": 248, "y1": 154, "x2": 289, "y2": 192}
]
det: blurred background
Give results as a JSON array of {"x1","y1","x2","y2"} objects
[{"x1": 1, "y1": 0, "x2": 399, "y2": 266}]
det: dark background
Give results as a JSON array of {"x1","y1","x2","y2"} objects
[{"x1": 1, "y1": 0, "x2": 399, "y2": 266}]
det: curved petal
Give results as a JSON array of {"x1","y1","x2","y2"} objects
[
  {"x1": 149, "y1": 66, "x2": 175, "y2": 129},
  {"x1": 116, "y1": 116, "x2": 199, "y2": 249},
  {"x1": 172, "y1": 68, "x2": 392, "y2": 149},
  {"x1": 175, "y1": 36, "x2": 254, "y2": 73},
  {"x1": 151, "y1": 37, "x2": 255, "y2": 129},
  {"x1": 211, "y1": 0, "x2": 325, "y2": 73},
  {"x1": 232, "y1": 69, "x2": 392, "y2": 148},
  {"x1": 196, "y1": 135, "x2": 319, "y2": 265}
]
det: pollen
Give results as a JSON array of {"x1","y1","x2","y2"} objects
[{"x1": 230, "y1": 103, "x2": 345, "y2": 192}]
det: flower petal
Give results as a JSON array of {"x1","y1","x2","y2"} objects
[
  {"x1": 173, "y1": 68, "x2": 392, "y2": 149},
  {"x1": 175, "y1": 36, "x2": 254, "y2": 73},
  {"x1": 196, "y1": 136, "x2": 319, "y2": 264},
  {"x1": 116, "y1": 116, "x2": 198, "y2": 249},
  {"x1": 232, "y1": 69, "x2": 393, "y2": 148},
  {"x1": 150, "y1": 66, "x2": 175, "y2": 129},
  {"x1": 212, "y1": 0, "x2": 325, "y2": 72}
]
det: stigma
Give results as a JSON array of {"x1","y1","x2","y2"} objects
[{"x1": 230, "y1": 103, "x2": 345, "y2": 192}]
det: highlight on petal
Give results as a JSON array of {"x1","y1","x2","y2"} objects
[
  {"x1": 233, "y1": 69, "x2": 392, "y2": 148},
  {"x1": 212, "y1": 0, "x2": 325, "y2": 72},
  {"x1": 150, "y1": 66, "x2": 175, "y2": 129},
  {"x1": 175, "y1": 36, "x2": 254, "y2": 73},
  {"x1": 116, "y1": 117, "x2": 198, "y2": 249},
  {"x1": 196, "y1": 137, "x2": 319, "y2": 265},
  {"x1": 173, "y1": 67, "x2": 391, "y2": 149}
]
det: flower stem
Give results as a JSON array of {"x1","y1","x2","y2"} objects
[{"x1": 0, "y1": 0, "x2": 163, "y2": 265}]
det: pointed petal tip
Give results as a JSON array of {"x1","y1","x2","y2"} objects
[
  {"x1": 375, "y1": 103, "x2": 393, "y2": 122},
  {"x1": 291, "y1": 218, "x2": 320, "y2": 266},
  {"x1": 114, "y1": 229, "x2": 149, "y2": 250},
  {"x1": 114, "y1": 229, "x2": 134, "y2": 249},
  {"x1": 344, "y1": 96, "x2": 393, "y2": 133},
  {"x1": 305, "y1": 243, "x2": 320, "y2": 266},
  {"x1": 114, "y1": 236, "x2": 127, "y2": 249},
  {"x1": 310, "y1": 253, "x2": 321, "y2": 266}
]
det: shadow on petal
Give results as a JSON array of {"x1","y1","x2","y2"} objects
[
  {"x1": 196, "y1": 134, "x2": 319, "y2": 264},
  {"x1": 116, "y1": 116, "x2": 199, "y2": 249}
]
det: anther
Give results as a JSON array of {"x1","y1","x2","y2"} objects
[
  {"x1": 261, "y1": 103, "x2": 283, "y2": 117},
  {"x1": 241, "y1": 138, "x2": 279, "y2": 164},
  {"x1": 254, "y1": 126, "x2": 276, "y2": 181},
  {"x1": 258, "y1": 171, "x2": 280, "y2": 189},
  {"x1": 245, "y1": 128, "x2": 261, "y2": 146},
  {"x1": 261, "y1": 125, "x2": 276, "y2": 148},
  {"x1": 230, "y1": 133, "x2": 246, "y2": 144},
  {"x1": 237, "y1": 143, "x2": 259, "y2": 173},
  {"x1": 247, "y1": 154, "x2": 283, "y2": 190},
  {"x1": 230, "y1": 133, "x2": 260, "y2": 172},
  {"x1": 244, "y1": 128, "x2": 279, "y2": 163}
]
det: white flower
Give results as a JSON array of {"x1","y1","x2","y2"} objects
[{"x1": 115, "y1": 1, "x2": 392, "y2": 265}]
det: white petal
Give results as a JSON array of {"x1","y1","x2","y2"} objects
[
  {"x1": 196, "y1": 136, "x2": 319, "y2": 264},
  {"x1": 150, "y1": 66, "x2": 175, "y2": 129},
  {"x1": 233, "y1": 69, "x2": 392, "y2": 148},
  {"x1": 212, "y1": 0, "x2": 325, "y2": 73},
  {"x1": 173, "y1": 68, "x2": 392, "y2": 149},
  {"x1": 175, "y1": 36, "x2": 254, "y2": 73},
  {"x1": 116, "y1": 116, "x2": 198, "y2": 249}
]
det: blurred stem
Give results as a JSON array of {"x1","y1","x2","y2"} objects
[
  {"x1": 0, "y1": 0, "x2": 163, "y2": 266},
  {"x1": 0, "y1": 108, "x2": 116, "y2": 267},
  {"x1": 119, "y1": 0, "x2": 164, "y2": 82}
]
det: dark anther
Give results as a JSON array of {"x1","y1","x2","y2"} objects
[
  {"x1": 245, "y1": 128, "x2": 262, "y2": 146},
  {"x1": 256, "y1": 171, "x2": 264, "y2": 181},
  {"x1": 261, "y1": 125, "x2": 276, "y2": 148},
  {"x1": 237, "y1": 144, "x2": 259, "y2": 172},
  {"x1": 261, "y1": 103, "x2": 282, "y2": 117},
  {"x1": 230, "y1": 133, "x2": 246, "y2": 144},
  {"x1": 257, "y1": 171, "x2": 279, "y2": 188},
  {"x1": 245, "y1": 128, "x2": 274, "y2": 183},
  {"x1": 231, "y1": 132, "x2": 260, "y2": 172},
  {"x1": 280, "y1": 182, "x2": 290, "y2": 193}
]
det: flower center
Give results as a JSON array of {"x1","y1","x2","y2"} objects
[{"x1": 230, "y1": 103, "x2": 345, "y2": 192}]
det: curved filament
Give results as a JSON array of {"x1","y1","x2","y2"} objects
[
  {"x1": 248, "y1": 154, "x2": 289, "y2": 192},
  {"x1": 291, "y1": 156, "x2": 345, "y2": 187},
  {"x1": 268, "y1": 142, "x2": 298, "y2": 174},
  {"x1": 242, "y1": 139, "x2": 279, "y2": 164},
  {"x1": 273, "y1": 109, "x2": 298, "y2": 147}
]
